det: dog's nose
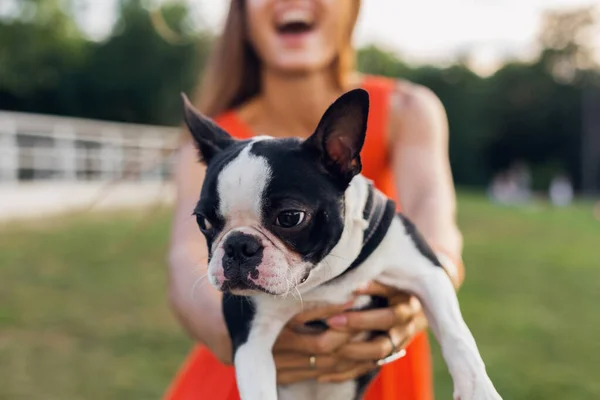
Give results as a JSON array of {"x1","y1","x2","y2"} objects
[
  {"x1": 222, "y1": 233, "x2": 264, "y2": 285},
  {"x1": 224, "y1": 233, "x2": 261, "y2": 259},
  {"x1": 222, "y1": 232, "x2": 264, "y2": 276}
]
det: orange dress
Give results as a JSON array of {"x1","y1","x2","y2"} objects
[{"x1": 164, "y1": 76, "x2": 434, "y2": 400}]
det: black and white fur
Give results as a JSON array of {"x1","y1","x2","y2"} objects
[{"x1": 182, "y1": 90, "x2": 502, "y2": 400}]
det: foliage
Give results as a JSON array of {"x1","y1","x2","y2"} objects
[
  {"x1": 0, "y1": 0, "x2": 86, "y2": 96},
  {"x1": 0, "y1": 0, "x2": 211, "y2": 125},
  {"x1": 0, "y1": 3, "x2": 598, "y2": 188},
  {"x1": 356, "y1": 7, "x2": 599, "y2": 190}
]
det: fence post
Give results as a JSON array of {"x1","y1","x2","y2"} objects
[
  {"x1": 100, "y1": 128, "x2": 124, "y2": 180},
  {"x1": 54, "y1": 123, "x2": 77, "y2": 181},
  {"x1": 144, "y1": 129, "x2": 163, "y2": 181},
  {"x1": 0, "y1": 115, "x2": 18, "y2": 184}
]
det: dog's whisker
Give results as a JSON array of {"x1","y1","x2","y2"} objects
[
  {"x1": 190, "y1": 273, "x2": 209, "y2": 300},
  {"x1": 323, "y1": 259, "x2": 333, "y2": 278},
  {"x1": 283, "y1": 276, "x2": 294, "y2": 299},
  {"x1": 328, "y1": 252, "x2": 351, "y2": 262},
  {"x1": 294, "y1": 286, "x2": 304, "y2": 312}
]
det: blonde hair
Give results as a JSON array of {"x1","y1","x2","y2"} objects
[{"x1": 193, "y1": 0, "x2": 361, "y2": 118}]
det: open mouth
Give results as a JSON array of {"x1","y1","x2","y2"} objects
[{"x1": 275, "y1": 10, "x2": 316, "y2": 36}]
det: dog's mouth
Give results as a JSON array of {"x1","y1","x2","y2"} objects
[{"x1": 222, "y1": 279, "x2": 278, "y2": 296}]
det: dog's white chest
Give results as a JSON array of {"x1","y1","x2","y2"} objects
[{"x1": 279, "y1": 380, "x2": 358, "y2": 400}]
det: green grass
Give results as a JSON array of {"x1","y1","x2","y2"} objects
[{"x1": 1, "y1": 194, "x2": 599, "y2": 399}]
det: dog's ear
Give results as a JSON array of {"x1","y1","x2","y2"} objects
[
  {"x1": 181, "y1": 93, "x2": 234, "y2": 164},
  {"x1": 303, "y1": 88, "x2": 369, "y2": 185}
]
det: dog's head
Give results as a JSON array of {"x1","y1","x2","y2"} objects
[{"x1": 182, "y1": 89, "x2": 369, "y2": 296}]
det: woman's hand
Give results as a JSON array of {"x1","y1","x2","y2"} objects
[
  {"x1": 322, "y1": 282, "x2": 428, "y2": 382},
  {"x1": 273, "y1": 301, "x2": 361, "y2": 384},
  {"x1": 273, "y1": 282, "x2": 428, "y2": 385}
]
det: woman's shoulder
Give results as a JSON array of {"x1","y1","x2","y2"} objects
[
  {"x1": 386, "y1": 77, "x2": 444, "y2": 118},
  {"x1": 359, "y1": 74, "x2": 444, "y2": 120},
  {"x1": 377, "y1": 76, "x2": 448, "y2": 143}
]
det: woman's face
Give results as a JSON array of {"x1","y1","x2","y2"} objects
[{"x1": 245, "y1": 0, "x2": 351, "y2": 74}]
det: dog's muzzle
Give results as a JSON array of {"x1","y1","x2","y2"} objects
[{"x1": 220, "y1": 232, "x2": 264, "y2": 290}]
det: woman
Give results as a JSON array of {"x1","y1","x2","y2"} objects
[{"x1": 166, "y1": 0, "x2": 465, "y2": 399}]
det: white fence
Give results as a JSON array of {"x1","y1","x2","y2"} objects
[
  {"x1": 0, "y1": 110, "x2": 181, "y2": 184},
  {"x1": 0, "y1": 111, "x2": 182, "y2": 221}
]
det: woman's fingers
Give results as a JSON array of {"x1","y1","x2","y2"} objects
[
  {"x1": 277, "y1": 369, "x2": 321, "y2": 385},
  {"x1": 410, "y1": 310, "x2": 429, "y2": 335},
  {"x1": 288, "y1": 300, "x2": 355, "y2": 327},
  {"x1": 337, "y1": 312, "x2": 427, "y2": 361},
  {"x1": 327, "y1": 295, "x2": 421, "y2": 332},
  {"x1": 317, "y1": 361, "x2": 377, "y2": 383},
  {"x1": 273, "y1": 327, "x2": 353, "y2": 355},
  {"x1": 274, "y1": 352, "x2": 356, "y2": 372},
  {"x1": 275, "y1": 352, "x2": 335, "y2": 371},
  {"x1": 337, "y1": 330, "x2": 401, "y2": 361},
  {"x1": 326, "y1": 302, "x2": 414, "y2": 332},
  {"x1": 276, "y1": 353, "x2": 359, "y2": 385},
  {"x1": 272, "y1": 284, "x2": 430, "y2": 386}
]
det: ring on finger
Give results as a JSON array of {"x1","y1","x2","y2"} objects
[
  {"x1": 376, "y1": 349, "x2": 407, "y2": 366},
  {"x1": 376, "y1": 332, "x2": 406, "y2": 366},
  {"x1": 309, "y1": 355, "x2": 317, "y2": 370},
  {"x1": 385, "y1": 332, "x2": 397, "y2": 355}
]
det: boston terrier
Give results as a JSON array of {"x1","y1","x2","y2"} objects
[{"x1": 181, "y1": 89, "x2": 502, "y2": 400}]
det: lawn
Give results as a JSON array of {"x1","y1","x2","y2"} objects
[{"x1": 1, "y1": 193, "x2": 598, "y2": 399}]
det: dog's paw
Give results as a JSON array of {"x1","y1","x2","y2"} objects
[{"x1": 453, "y1": 375, "x2": 502, "y2": 400}]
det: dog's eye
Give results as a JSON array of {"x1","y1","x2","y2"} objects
[
  {"x1": 275, "y1": 210, "x2": 305, "y2": 228},
  {"x1": 195, "y1": 214, "x2": 213, "y2": 232}
]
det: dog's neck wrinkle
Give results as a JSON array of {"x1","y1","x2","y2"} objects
[
  {"x1": 297, "y1": 176, "x2": 372, "y2": 293},
  {"x1": 331, "y1": 182, "x2": 396, "y2": 280},
  {"x1": 333, "y1": 176, "x2": 371, "y2": 259}
]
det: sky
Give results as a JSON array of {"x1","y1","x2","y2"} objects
[{"x1": 82, "y1": 0, "x2": 600, "y2": 75}]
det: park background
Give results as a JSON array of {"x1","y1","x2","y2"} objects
[{"x1": 1, "y1": 0, "x2": 599, "y2": 399}]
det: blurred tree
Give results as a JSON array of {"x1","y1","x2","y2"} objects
[
  {"x1": 1, "y1": 1, "x2": 598, "y2": 191},
  {"x1": 482, "y1": 6, "x2": 599, "y2": 190},
  {"x1": 0, "y1": 0, "x2": 211, "y2": 125},
  {"x1": 357, "y1": 45, "x2": 413, "y2": 78},
  {"x1": 538, "y1": 6, "x2": 599, "y2": 84},
  {"x1": 410, "y1": 64, "x2": 492, "y2": 187},
  {"x1": 76, "y1": 0, "x2": 212, "y2": 125},
  {"x1": 0, "y1": 0, "x2": 85, "y2": 98}
]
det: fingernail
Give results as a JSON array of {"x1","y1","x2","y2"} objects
[
  {"x1": 327, "y1": 315, "x2": 348, "y2": 327},
  {"x1": 342, "y1": 300, "x2": 355, "y2": 308}
]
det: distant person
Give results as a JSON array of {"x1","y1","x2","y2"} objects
[
  {"x1": 166, "y1": 1, "x2": 464, "y2": 399},
  {"x1": 489, "y1": 172, "x2": 510, "y2": 204},
  {"x1": 489, "y1": 171, "x2": 520, "y2": 205},
  {"x1": 549, "y1": 174, "x2": 574, "y2": 207},
  {"x1": 510, "y1": 162, "x2": 532, "y2": 203}
]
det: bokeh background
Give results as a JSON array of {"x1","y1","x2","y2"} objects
[{"x1": 1, "y1": 1, "x2": 599, "y2": 399}]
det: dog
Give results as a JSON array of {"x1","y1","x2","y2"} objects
[{"x1": 181, "y1": 89, "x2": 502, "y2": 400}]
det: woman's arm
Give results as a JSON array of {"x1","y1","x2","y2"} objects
[
  {"x1": 168, "y1": 141, "x2": 232, "y2": 364},
  {"x1": 389, "y1": 82, "x2": 465, "y2": 288}
]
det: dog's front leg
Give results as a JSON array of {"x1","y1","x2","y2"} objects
[
  {"x1": 234, "y1": 307, "x2": 289, "y2": 400},
  {"x1": 378, "y1": 222, "x2": 501, "y2": 399},
  {"x1": 381, "y1": 263, "x2": 500, "y2": 400}
]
